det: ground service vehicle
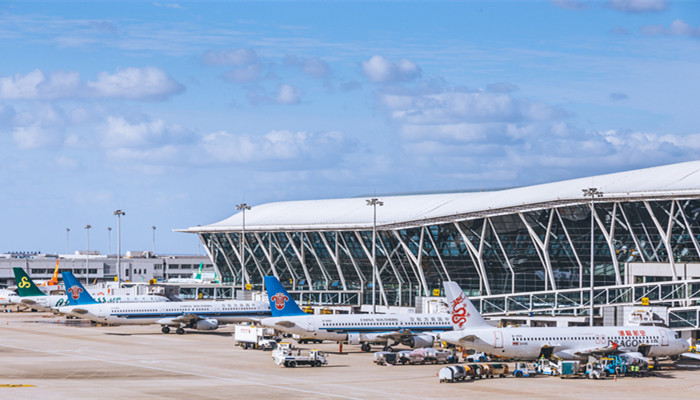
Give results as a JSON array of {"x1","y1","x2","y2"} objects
[
  {"x1": 438, "y1": 365, "x2": 467, "y2": 383},
  {"x1": 465, "y1": 351, "x2": 490, "y2": 362},
  {"x1": 513, "y1": 362, "x2": 536, "y2": 377},
  {"x1": 272, "y1": 343, "x2": 328, "y2": 368},
  {"x1": 585, "y1": 362, "x2": 604, "y2": 379},
  {"x1": 559, "y1": 360, "x2": 581, "y2": 378},
  {"x1": 373, "y1": 351, "x2": 397, "y2": 365},
  {"x1": 483, "y1": 363, "x2": 509, "y2": 378},
  {"x1": 293, "y1": 334, "x2": 323, "y2": 344},
  {"x1": 235, "y1": 325, "x2": 278, "y2": 350}
]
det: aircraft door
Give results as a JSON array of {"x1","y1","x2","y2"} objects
[
  {"x1": 494, "y1": 331, "x2": 504, "y2": 348},
  {"x1": 660, "y1": 329, "x2": 669, "y2": 346}
]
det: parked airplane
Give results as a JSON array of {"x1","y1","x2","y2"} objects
[
  {"x1": 9, "y1": 268, "x2": 169, "y2": 312},
  {"x1": 58, "y1": 271, "x2": 271, "y2": 334},
  {"x1": 439, "y1": 281, "x2": 689, "y2": 363},
  {"x1": 260, "y1": 276, "x2": 452, "y2": 351},
  {"x1": 166, "y1": 263, "x2": 219, "y2": 284},
  {"x1": 35, "y1": 259, "x2": 60, "y2": 287}
]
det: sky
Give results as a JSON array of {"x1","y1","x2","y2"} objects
[{"x1": 1, "y1": 0, "x2": 699, "y2": 255}]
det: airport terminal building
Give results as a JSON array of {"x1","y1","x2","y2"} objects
[{"x1": 184, "y1": 161, "x2": 700, "y2": 331}]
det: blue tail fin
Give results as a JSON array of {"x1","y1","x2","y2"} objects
[
  {"x1": 62, "y1": 271, "x2": 98, "y2": 305},
  {"x1": 264, "y1": 276, "x2": 307, "y2": 317}
]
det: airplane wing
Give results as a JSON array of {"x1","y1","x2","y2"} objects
[
  {"x1": 682, "y1": 352, "x2": 700, "y2": 361},
  {"x1": 572, "y1": 342, "x2": 622, "y2": 357}
]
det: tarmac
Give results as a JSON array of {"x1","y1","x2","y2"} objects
[{"x1": 1, "y1": 312, "x2": 699, "y2": 400}]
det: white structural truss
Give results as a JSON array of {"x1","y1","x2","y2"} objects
[{"x1": 182, "y1": 162, "x2": 700, "y2": 322}]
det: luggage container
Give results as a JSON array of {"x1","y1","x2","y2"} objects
[{"x1": 438, "y1": 365, "x2": 467, "y2": 383}]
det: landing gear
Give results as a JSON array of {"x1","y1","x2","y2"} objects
[
  {"x1": 361, "y1": 343, "x2": 372, "y2": 352},
  {"x1": 161, "y1": 326, "x2": 170, "y2": 334},
  {"x1": 176, "y1": 327, "x2": 185, "y2": 335}
]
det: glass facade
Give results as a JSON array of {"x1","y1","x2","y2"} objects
[{"x1": 200, "y1": 198, "x2": 700, "y2": 307}]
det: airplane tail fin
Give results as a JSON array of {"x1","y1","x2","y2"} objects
[
  {"x1": 13, "y1": 268, "x2": 46, "y2": 297},
  {"x1": 42, "y1": 259, "x2": 60, "y2": 286},
  {"x1": 443, "y1": 281, "x2": 490, "y2": 330},
  {"x1": 264, "y1": 276, "x2": 307, "y2": 317},
  {"x1": 195, "y1": 262, "x2": 203, "y2": 280},
  {"x1": 61, "y1": 271, "x2": 98, "y2": 305}
]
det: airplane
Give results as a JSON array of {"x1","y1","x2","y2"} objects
[
  {"x1": 35, "y1": 259, "x2": 60, "y2": 287},
  {"x1": 166, "y1": 263, "x2": 220, "y2": 284},
  {"x1": 58, "y1": 271, "x2": 271, "y2": 334},
  {"x1": 9, "y1": 267, "x2": 170, "y2": 312},
  {"x1": 438, "y1": 281, "x2": 689, "y2": 364},
  {"x1": 259, "y1": 276, "x2": 453, "y2": 352}
]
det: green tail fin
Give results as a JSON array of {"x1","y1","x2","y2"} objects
[
  {"x1": 13, "y1": 268, "x2": 46, "y2": 297},
  {"x1": 195, "y1": 262, "x2": 203, "y2": 280}
]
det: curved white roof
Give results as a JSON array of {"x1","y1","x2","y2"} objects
[{"x1": 185, "y1": 161, "x2": 700, "y2": 232}]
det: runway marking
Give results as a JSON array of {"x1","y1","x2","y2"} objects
[
  {"x1": 0, "y1": 384, "x2": 35, "y2": 387},
  {"x1": 0, "y1": 343, "x2": 361, "y2": 400}
]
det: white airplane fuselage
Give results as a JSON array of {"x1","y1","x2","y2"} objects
[
  {"x1": 10, "y1": 293, "x2": 170, "y2": 312},
  {"x1": 439, "y1": 325, "x2": 689, "y2": 360},
  {"x1": 262, "y1": 313, "x2": 452, "y2": 344},
  {"x1": 59, "y1": 300, "x2": 271, "y2": 326}
]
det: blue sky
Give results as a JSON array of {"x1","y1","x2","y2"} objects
[{"x1": 1, "y1": 0, "x2": 698, "y2": 255}]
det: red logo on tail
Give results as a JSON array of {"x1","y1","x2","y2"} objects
[
  {"x1": 451, "y1": 293, "x2": 469, "y2": 329},
  {"x1": 270, "y1": 292, "x2": 289, "y2": 310},
  {"x1": 67, "y1": 286, "x2": 83, "y2": 300}
]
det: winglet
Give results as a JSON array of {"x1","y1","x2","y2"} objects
[
  {"x1": 13, "y1": 268, "x2": 46, "y2": 297},
  {"x1": 264, "y1": 276, "x2": 307, "y2": 317},
  {"x1": 62, "y1": 271, "x2": 98, "y2": 305},
  {"x1": 443, "y1": 281, "x2": 490, "y2": 330}
]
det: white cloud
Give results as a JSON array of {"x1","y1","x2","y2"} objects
[
  {"x1": 99, "y1": 115, "x2": 193, "y2": 149},
  {"x1": 223, "y1": 64, "x2": 263, "y2": 83},
  {"x1": 285, "y1": 56, "x2": 330, "y2": 78},
  {"x1": 87, "y1": 67, "x2": 184, "y2": 100},
  {"x1": 202, "y1": 48, "x2": 258, "y2": 66},
  {"x1": 641, "y1": 19, "x2": 700, "y2": 38},
  {"x1": 12, "y1": 123, "x2": 58, "y2": 149},
  {"x1": 275, "y1": 84, "x2": 302, "y2": 105},
  {"x1": 0, "y1": 67, "x2": 184, "y2": 101},
  {"x1": 361, "y1": 55, "x2": 421, "y2": 83},
  {"x1": 551, "y1": 0, "x2": 588, "y2": 10},
  {"x1": 607, "y1": 0, "x2": 667, "y2": 13},
  {"x1": 381, "y1": 88, "x2": 566, "y2": 125},
  {"x1": 200, "y1": 129, "x2": 350, "y2": 164}
]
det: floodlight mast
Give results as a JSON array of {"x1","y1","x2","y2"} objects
[
  {"x1": 366, "y1": 198, "x2": 384, "y2": 313},
  {"x1": 582, "y1": 188, "x2": 603, "y2": 326}
]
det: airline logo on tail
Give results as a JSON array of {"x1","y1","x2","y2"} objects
[
  {"x1": 270, "y1": 292, "x2": 289, "y2": 310},
  {"x1": 18, "y1": 276, "x2": 31, "y2": 289},
  {"x1": 67, "y1": 286, "x2": 83, "y2": 300},
  {"x1": 450, "y1": 292, "x2": 470, "y2": 329}
]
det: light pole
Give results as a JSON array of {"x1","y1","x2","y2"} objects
[
  {"x1": 366, "y1": 198, "x2": 384, "y2": 313},
  {"x1": 65, "y1": 228, "x2": 70, "y2": 254},
  {"x1": 236, "y1": 203, "x2": 251, "y2": 291},
  {"x1": 152, "y1": 226, "x2": 157, "y2": 255},
  {"x1": 107, "y1": 227, "x2": 112, "y2": 255},
  {"x1": 582, "y1": 187, "x2": 603, "y2": 326},
  {"x1": 114, "y1": 210, "x2": 125, "y2": 283},
  {"x1": 84, "y1": 224, "x2": 92, "y2": 284}
]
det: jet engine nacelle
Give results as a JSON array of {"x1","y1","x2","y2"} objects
[
  {"x1": 618, "y1": 352, "x2": 647, "y2": 364},
  {"x1": 403, "y1": 334, "x2": 434, "y2": 349},
  {"x1": 347, "y1": 333, "x2": 361, "y2": 345},
  {"x1": 193, "y1": 319, "x2": 219, "y2": 331}
]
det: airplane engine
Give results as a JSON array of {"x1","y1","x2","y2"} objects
[
  {"x1": 347, "y1": 333, "x2": 361, "y2": 345},
  {"x1": 619, "y1": 352, "x2": 647, "y2": 364},
  {"x1": 403, "y1": 334, "x2": 434, "y2": 349},
  {"x1": 193, "y1": 319, "x2": 219, "y2": 331}
]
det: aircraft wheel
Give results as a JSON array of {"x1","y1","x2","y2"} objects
[
  {"x1": 361, "y1": 343, "x2": 371, "y2": 352},
  {"x1": 161, "y1": 326, "x2": 170, "y2": 334},
  {"x1": 176, "y1": 327, "x2": 185, "y2": 335}
]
